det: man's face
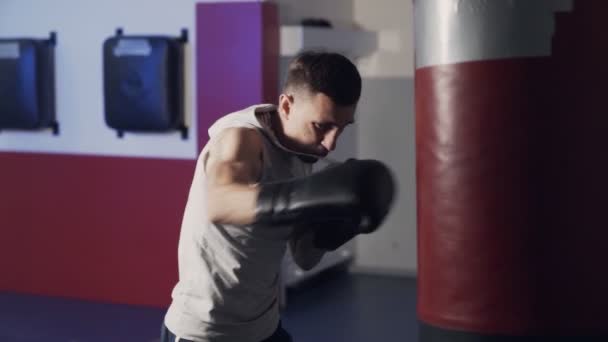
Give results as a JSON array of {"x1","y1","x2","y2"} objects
[{"x1": 279, "y1": 90, "x2": 356, "y2": 158}]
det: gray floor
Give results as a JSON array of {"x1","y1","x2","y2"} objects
[
  {"x1": 282, "y1": 270, "x2": 418, "y2": 341},
  {"x1": 0, "y1": 270, "x2": 417, "y2": 342}
]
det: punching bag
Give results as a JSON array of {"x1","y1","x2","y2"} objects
[{"x1": 415, "y1": 0, "x2": 608, "y2": 340}]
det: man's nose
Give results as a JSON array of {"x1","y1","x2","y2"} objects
[{"x1": 322, "y1": 129, "x2": 339, "y2": 152}]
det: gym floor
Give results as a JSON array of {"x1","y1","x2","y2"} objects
[{"x1": 0, "y1": 270, "x2": 415, "y2": 342}]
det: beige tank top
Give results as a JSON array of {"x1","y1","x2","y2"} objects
[{"x1": 164, "y1": 104, "x2": 313, "y2": 342}]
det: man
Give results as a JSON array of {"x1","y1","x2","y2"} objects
[{"x1": 161, "y1": 51, "x2": 394, "y2": 342}]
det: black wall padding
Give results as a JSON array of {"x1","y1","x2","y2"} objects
[
  {"x1": 103, "y1": 28, "x2": 187, "y2": 139},
  {"x1": 0, "y1": 32, "x2": 58, "y2": 133}
]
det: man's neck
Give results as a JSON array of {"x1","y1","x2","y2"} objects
[
  {"x1": 269, "y1": 111, "x2": 318, "y2": 164},
  {"x1": 269, "y1": 110, "x2": 290, "y2": 149}
]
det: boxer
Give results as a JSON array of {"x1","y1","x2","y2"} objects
[{"x1": 162, "y1": 51, "x2": 395, "y2": 342}]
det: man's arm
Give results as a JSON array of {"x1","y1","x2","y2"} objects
[
  {"x1": 206, "y1": 131, "x2": 396, "y2": 242},
  {"x1": 205, "y1": 127, "x2": 263, "y2": 226}
]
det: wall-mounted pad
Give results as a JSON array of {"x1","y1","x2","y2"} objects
[
  {"x1": 103, "y1": 28, "x2": 188, "y2": 139},
  {"x1": 0, "y1": 32, "x2": 58, "y2": 134}
]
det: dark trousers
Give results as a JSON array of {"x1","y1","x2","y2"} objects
[{"x1": 160, "y1": 321, "x2": 293, "y2": 342}]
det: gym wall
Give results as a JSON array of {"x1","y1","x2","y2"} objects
[{"x1": 0, "y1": 0, "x2": 277, "y2": 307}]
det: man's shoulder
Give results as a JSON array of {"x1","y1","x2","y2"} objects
[{"x1": 214, "y1": 126, "x2": 264, "y2": 152}]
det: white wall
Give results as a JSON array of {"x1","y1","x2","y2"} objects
[
  {"x1": 353, "y1": 0, "x2": 417, "y2": 275},
  {"x1": 274, "y1": 0, "x2": 355, "y2": 29},
  {"x1": 0, "y1": 0, "x2": 204, "y2": 159},
  {"x1": 0, "y1": 0, "x2": 360, "y2": 161},
  {"x1": 354, "y1": 77, "x2": 416, "y2": 275},
  {"x1": 277, "y1": 0, "x2": 418, "y2": 275},
  {"x1": 355, "y1": 0, "x2": 414, "y2": 78}
]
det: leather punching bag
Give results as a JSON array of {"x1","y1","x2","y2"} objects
[{"x1": 415, "y1": 0, "x2": 608, "y2": 340}]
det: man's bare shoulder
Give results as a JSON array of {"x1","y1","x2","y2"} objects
[{"x1": 210, "y1": 127, "x2": 263, "y2": 160}]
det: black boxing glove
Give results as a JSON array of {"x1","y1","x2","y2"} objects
[
  {"x1": 255, "y1": 159, "x2": 395, "y2": 235},
  {"x1": 311, "y1": 220, "x2": 360, "y2": 251}
]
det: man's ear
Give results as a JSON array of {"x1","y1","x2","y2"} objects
[{"x1": 278, "y1": 93, "x2": 294, "y2": 120}]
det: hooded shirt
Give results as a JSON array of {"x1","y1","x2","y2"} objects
[{"x1": 164, "y1": 104, "x2": 318, "y2": 342}]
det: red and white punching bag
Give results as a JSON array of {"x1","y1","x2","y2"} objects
[{"x1": 415, "y1": 0, "x2": 608, "y2": 340}]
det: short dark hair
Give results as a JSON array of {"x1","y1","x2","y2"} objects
[{"x1": 283, "y1": 51, "x2": 362, "y2": 106}]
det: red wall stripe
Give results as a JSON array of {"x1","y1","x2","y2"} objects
[{"x1": 0, "y1": 153, "x2": 193, "y2": 306}]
